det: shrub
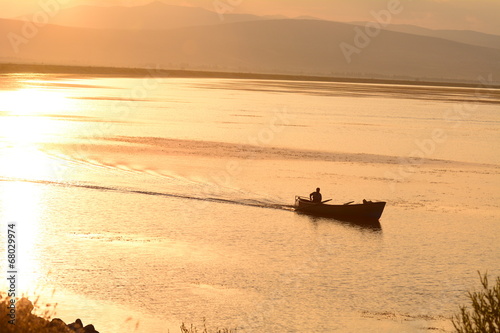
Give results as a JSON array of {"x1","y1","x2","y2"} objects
[
  {"x1": 180, "y1": 320, "x2": 237, "y2": 333},
  {"x1": 452, "y1": 271, "x2": 500, "y2": 333}
]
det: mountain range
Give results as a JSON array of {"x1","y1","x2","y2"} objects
[
  {"x1": 1, "y1": 2, "x2": 499, "y2": 83},
  {"x1": 37, "y1": 2, "x2": 282, "y2": 31}
]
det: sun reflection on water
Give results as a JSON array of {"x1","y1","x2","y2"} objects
[
  {"x1": 0, "y1": 88, "x2": 71, "y2": 116},
  {"x1": 0, "y1": 145, "x2": 60, "y2": 294},
  {"x1": 0, "y1": 88, "x2": 73, "y2": 145},
  {"x1": 0, "y1": 87, "x2": 73, "y2": 294},
  {"x1": 0, "y1": 180, "x2": 45, "y2": 295}
]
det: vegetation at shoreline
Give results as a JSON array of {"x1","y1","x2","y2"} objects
[
  {"x1": 0, "y1": 293, "x2": 238, "y2": 332},
  {"x1": 2, "y1": 272, "x2": 498, "y2": 332},
  {"x1": 180, "y1": 321, "x2": 237, "y2": 333},
  {"x1": 0, "y1": 293, "x2": 98, "y2": 332},
  {"x1": 452, "y1": 272, "x2": 500, "y2": 333}
]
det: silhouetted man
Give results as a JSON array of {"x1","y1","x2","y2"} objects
[{"x1": 310, "y1": 188, "x2": 322, "y2": 203}]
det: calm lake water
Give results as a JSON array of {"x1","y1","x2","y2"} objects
[{"x1": 0, "y1": 73, "x2": 499, "y2": 332}]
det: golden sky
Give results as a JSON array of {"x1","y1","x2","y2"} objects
[{"x1": 1, "y1": 0, "x2": 499, "y2": 35}]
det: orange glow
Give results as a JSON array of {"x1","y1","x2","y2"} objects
[
  {"x1": 0, "y1": 89, "x2": 72, "y2": 145},
  {"x1": 0, "y1": 88, "x2": 68, "y2": 294},
  {"x1": 0, "y1": 88, "x2": 70, "y2": 116}
]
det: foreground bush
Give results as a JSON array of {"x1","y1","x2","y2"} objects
[{"x1": 452, "y1": 272, "x2": 500, "y2": 333}]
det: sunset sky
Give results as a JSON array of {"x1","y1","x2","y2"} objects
[{"x1": 1, "y1": 0, "x2": 499, "y2": 35}]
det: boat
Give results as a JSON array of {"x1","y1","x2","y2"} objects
[{"x1": 294, "y1": 196, "x2": 386, "y2": 220}]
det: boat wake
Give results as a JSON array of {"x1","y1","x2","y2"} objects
[{"x1": 0, "y1": 176, "x2": 292, "y2": 211}]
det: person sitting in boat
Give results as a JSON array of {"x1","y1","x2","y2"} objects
[{"x1": 310, "y1": 188, "x2": 322, "y2": 203}]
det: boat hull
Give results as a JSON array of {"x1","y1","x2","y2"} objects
[{"x1": 294, "y1": 197, "x2": 386, "y2": 220}]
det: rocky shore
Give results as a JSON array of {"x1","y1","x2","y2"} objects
[{"x1": 0, "y1": 296, "x2": 99, "y2": 333}]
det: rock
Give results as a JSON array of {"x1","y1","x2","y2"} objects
[
  {"x1": 67, "y1": 318, "x2": 98, "y2": 333},
  {"x1": 84, "y1": 324, "x2": 99, "y2": 333},
  {"x1": 49, "y1": 318, "x2": 68, "y2": 330},
  {"x1": 68, "y1": 318, "x2": 84, "y2": 331},
  {"x1": 31, "y1": 315, "x2": 49, "y2": 329}
]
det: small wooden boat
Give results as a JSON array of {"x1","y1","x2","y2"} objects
[{"x1": 294, "y1": 196, "x2": 386, "y2": 220}]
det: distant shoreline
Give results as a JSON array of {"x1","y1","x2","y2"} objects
[{"x1": 1, "y1": 62, "x2": 498, "y2": 89}]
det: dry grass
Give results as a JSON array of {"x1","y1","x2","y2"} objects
[{"x1": 180, "y1": 319, "x2": 237, "y2": 333}]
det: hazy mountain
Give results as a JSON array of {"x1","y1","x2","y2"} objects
[
  {"x1": 1, "y1": 18, "x2": 499, "y2": 83},
  {"x1": 41, "y1": 2, "x2": 267, "y2": 30},
  {"x1": 47, "y1": 3, "x2": 500, "y2": 53},
  {"x1": 352, "y1": 22, "x2": 500, "y2": 50},
  {"x1": 294, "y1": 15, "x2": 322, "y2": 21}
]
